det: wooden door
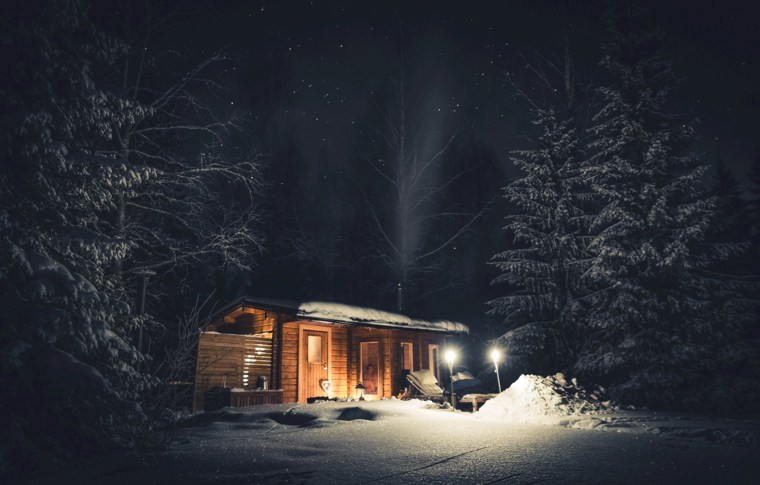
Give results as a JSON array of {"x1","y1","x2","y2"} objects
[
  {"x1": 299, "y1": 329, "x2": 329, "y2": 402},
  {"x1": 360, "y1": 341, "x2": 382, "y2": 398}
]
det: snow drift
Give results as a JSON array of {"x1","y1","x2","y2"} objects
[{"x1": 478, "y1": 373, "x2": 616, "y2": 423}]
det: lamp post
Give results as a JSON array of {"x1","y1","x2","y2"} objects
[
  {"x1": 491, "y1": 349, "x2": 502, "y2": 393},
  {"x1": 444, "y1": 349, "x2": 456, "y2": 409}
]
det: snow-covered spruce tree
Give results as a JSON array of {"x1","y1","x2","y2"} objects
[
  {"x1": 726, "y1": 154, "x2": 760, "y2": 345},
  {"x1": 709, "y1": 159, "x2": 749, "y2": 244},
  {"x1": 704, "y1": 159, "x2": 760, "y2": 365},
  {"x1": 749, "y1": 154, "x2": 760, "y2": 204},
  {"x1": 0, "y1": 0, "x2": 147, "y2": 476},
  {"x1": 577, "y1": 6, "x2": 760, "y2": 410},
  {"x1": 748, "y1": 154, "x2": 760, "y2": 244},
  {"x1": 489, "y1": 51, "x2": 594, "y2": 375}
]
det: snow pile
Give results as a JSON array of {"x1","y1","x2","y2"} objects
[{"x1": 478, "y1": 373, "x2": 616, "y2": 423}]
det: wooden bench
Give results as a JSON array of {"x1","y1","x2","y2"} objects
[
  {"x1": 459, "y1": 393, "x2": 498, "y2": 412},
  {"x1": 229, "y1": 389, "x2": 283, "y2": 407}
]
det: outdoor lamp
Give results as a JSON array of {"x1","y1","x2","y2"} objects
[
  {"x1": 355, "y1": 382, "x2": 365, "y2": 401},
  {"x1": 444, "y1": 350, "x2": 456, "y2": 408},
  {"x1": 490, "y1": 348, "x2": 502, "y2": 393}
]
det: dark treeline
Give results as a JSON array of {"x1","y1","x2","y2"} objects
[{"x1": 1, "y1": 0, "x2": 758, "y2": 479}]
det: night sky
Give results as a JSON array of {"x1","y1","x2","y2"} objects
[{"x1": 153, "y1": 0, "x2": 759, "y2": 185}]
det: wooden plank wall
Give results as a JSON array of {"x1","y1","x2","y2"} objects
[
  {"x1": 349, "y1": 327, "x2": 393, "y2": 399},
  {"x1": 210, "y1": 307, "x2": 275, "y2": 335},
  {"x1": 193, "y1": 333, "x2": 273, "y2": 412},
  {"x1": 280, "y1": 321, "x2": 350, "y2": 403},
  {"x1": 387, "y1": 331, "x2": 447, "y2": 396},
  {"x1": 201, "y1": 313, "x2": 453, "y2": 405},
  {"x1": 281, "y1": 322, "x2": 299, "y2": 403},
  {"x1": 330, "y1": 325, "x2": 349, "y2": 399}
]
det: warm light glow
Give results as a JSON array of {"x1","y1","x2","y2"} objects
[
  {"x1": 490, "y1": 349, "x2": 500, "y2": 363},
  {"x1": 444, "y1": 349, "x2": 456, "y2": 364}
]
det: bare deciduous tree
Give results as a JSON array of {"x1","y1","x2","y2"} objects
[
  {"x1": 357, "y1": 74, "x2": 487, "y2": 310},
  {"x1": 100, "y1": 2, "x2": 263, "y2": 295}
]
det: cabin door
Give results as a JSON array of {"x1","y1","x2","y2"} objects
[
  {"x1": 360, "y1": 341, "x2": 382, "y2": 399},
  {"x1": 299, "y1": 328, "x2": 330, "y2": 402}
]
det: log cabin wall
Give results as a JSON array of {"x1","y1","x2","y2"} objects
[
  {"x1": 192, "y1": 332, "x2": 274, "y2": 411},
  {"x1": 388, "y1": 330, "x2": 448, "y2": 396},
  {"x1": 194, "y1": 299, "x2": 457, "y2": 409},
  {"x1": 280, "y1": 320, "x2": 350, "y2": 403},
  {"x1": 330, "y1": 324, "x2": 349, "y2": 399},
  {"x1": 281, "y1": 321, "x2": 299, "y2": 403},
  {"x1": 349, "y1": 326, "x2": 393, "y2": 399},
  {"x1": 208, "y1": 306, "x2": 277, "y2": 335},
  {"x1": 193, "y1": 305, "x2": 292, "y2": 411},
  {"x1": 422, "y1": 334, "x2": 449, "y2": 383},
  {"x1": 272, "y1": 314, "x2": 282, "y2": 391}
]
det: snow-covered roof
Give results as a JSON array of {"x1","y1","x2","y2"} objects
[{"x1": 215, "y1": 297, "x2": 469, "y2": 334}]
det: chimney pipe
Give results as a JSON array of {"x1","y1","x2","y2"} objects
[{"x1": 396, "y1": 282, "x2": 404, "y2": 313}]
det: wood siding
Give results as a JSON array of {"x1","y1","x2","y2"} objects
[
  {"x1": 281, "y1": 321, "x2": 299, "y2": 403},
  {"x1": 298, "y1": 328, "x2": 330, "y2": 402},
  {"x1": 281, "y1": 321, "x2": 349, "y2": 403},
  {"x1": 330, "y1": 325, "x2": 349, "y2": 399},
  {"x1": 349, "y1": 327, "x2": 393, "y2": 399},
  {"x1": 388, "y1": 331, "x2": 448, "y2": 395},
  {"x1": 208, "y1": 306, "x2": 277, "y2": 335},
  {"x1": 193, "y1": 301, "x2": 454, "y2": 407},
  {"x1": 193, "y1": 333, "x2": 273, "y2": 411}
]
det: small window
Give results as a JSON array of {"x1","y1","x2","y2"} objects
[
  {"x1": 308, "y1": 335, "x2": 322, "y2": 363},
  {"x1": 429, "y1": 344, "x2": 440, "y2": 382},
  {"x1": 400, "y1": 342, "x2": 414, "y2": 371}
]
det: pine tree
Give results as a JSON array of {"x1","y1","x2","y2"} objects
[{"x1": 578, "y1": 5, "x2": 760, "y2": 410}]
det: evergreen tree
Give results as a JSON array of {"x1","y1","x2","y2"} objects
[
  {"x1": 709, "y1": 158, "x2": 748, "y2": 243},
  {"x1": 743, "y1": 154, "x2": 760, "y2": 341},
  {"x1": 490, "y1": 109, "x2": 591, "y2": 373},
  {"x1": 747, "y1": 153, "x2": 760, "y2": 242},
  {"x1": 489, "y1": 47, "x2": 594, "y2": 374},
  {"x1": 578, "y1": 5, "x2": 760, "y2": 410},
  {"x1": 0, "y1": 0, "x2": 146, "y2": 475},
  {"x1": 0, "y1": 1, "x2": 266, "y2": 476}
]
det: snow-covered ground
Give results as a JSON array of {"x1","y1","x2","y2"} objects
[
  {"x1": 18, "y1": 379, "x2": 760, "y2": 484},
  {"x1": 478, "y1": 374, "x2": 760, "y2": 448}
]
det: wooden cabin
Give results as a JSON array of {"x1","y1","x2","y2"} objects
[{"x1": 192, "y1": 297, "x2": 469, "y2": 411}]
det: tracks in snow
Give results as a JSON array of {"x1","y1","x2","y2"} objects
[{"x1": 363, "y1": 446, "x2": 489, "y2": 483}]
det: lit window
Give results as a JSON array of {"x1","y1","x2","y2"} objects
[
  {"x1": 401, "y1": 342, "x2": 413, "y2": 371},
  {"x1": 308, "y1": 335, "x2": 322, "y2": 363},
  {"x1": 429, "y1": 344, "x2": 440, "y2": 382}
]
